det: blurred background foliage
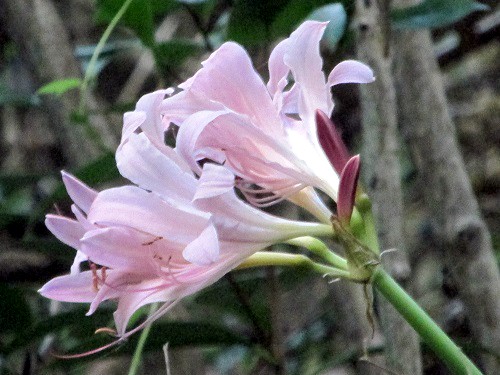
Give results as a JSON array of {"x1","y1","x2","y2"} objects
[{"x1": 0, "y1": 0, "x2": 498, "y2": 374}]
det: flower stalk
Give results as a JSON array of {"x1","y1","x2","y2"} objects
[
  {"x1": 372, "y1": 268, "x2": 483, "y2": 375},
  {"x1": 346, "y1": 196, "x2": 483, "y2": 375},
  {"x1": 237, "y1": 251, "x2": 351, "y2": 279}
]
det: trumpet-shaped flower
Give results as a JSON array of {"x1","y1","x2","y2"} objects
[
  {"x1": 159, "y1": 21, "x2": 374, "y2": 221},
  {"x1": 40, "y1": 111, "x2": 332, "y2": 337}
]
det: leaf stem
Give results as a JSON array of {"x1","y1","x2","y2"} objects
[
  {"x1": 79, "y1": 0, "x2": 135, "y2": 113},
  {"x1": 372, "y1": 268, "x2": 483, "y2": 375},
  {"x1": 127, "y1": 303, "x2": 158, "y2": 375}
]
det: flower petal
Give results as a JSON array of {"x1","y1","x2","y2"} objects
[
  {"x1": 38, "y1": 271, "x2": 97, "y2": 302},
  {"x1": 282, "y1": 21, "x2": 330, "y2": 126},
  {"x1": 121, "y1": 111, "x2": 146, "y2": 145},
  {"x1": 133, "y1": 89, "x2": 172, "y2": 148},
  {"x1": 327, "y1": 60, "x2": 375, "y2": 86},
  {"x1": 175, "y1": 109, "x2": 229, "y2": 174},
  {"x1": 113, "y1": 285, "x2": 173, "y2": 336},
  {"x1": 116, "y1": 132, "x2": 196, "y2": 204},
  {"x1": 182, "y1": 224, "x2": 220, "y2": 266},
  {"x1": 177, "y1": 110, "x2": 307, "y2": 190},
  {"x1": 164, "y1": 42, "x2": 281, "y2": 135},
  {"x1": 81, "y1": 227, "x2": 162, "y2": 271},
  {"x1": 267, "y1": 38, "x2": 290, "y2": 97},
  {"x1": 193, "y1": 163, "x2": 235, "y2": 200},
  {"x1": 45, "y1": 214, "x2": 85, "y2": 249},
  {"x1": 88, "y1": 186, "x2": 211, "y2": 243},
  {"x1": 70, "y1": 251, "x2": 88, "y2": 275},
  {"x1": 61, "y1": 172, "x2": 97, "y2": 214}
]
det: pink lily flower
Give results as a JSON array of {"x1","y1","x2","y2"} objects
[
  {"x1": 40, "y1": 121, "x2": 332, "y2": 338},
  {"x1": 159, "y1": 21, "x2": 374, "y2": 222}
]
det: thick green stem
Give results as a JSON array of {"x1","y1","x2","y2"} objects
[
  {"x1": 373, "y1": 268, "x2": 483, "y2": 375},
  {"x1": 286, "y1": 236, "x2": 348, "y2": 270}
]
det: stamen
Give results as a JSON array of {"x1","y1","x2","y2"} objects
[
  {"x1": 235, "y1": 179, "x2": 305, "y2": 208},
  {"x1": 142, "y1": 236, "x2": 163, "y2": 246},
  {"x1": 151, "y1": 252, "x2": 185, "y2": 286},
  {"x1": 95, "y1": 327, "x2": 118, "y2": 337},
  {"x1": 90, "y1": 262, "x2": 100, "y2": 292},
  {"x1": 52, "y1": 300, "x2": 181, "y2": 359}
]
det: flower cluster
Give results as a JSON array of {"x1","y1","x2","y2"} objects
[{"x1": 39, "y1": 21, "x2": 373, "y2": 339}]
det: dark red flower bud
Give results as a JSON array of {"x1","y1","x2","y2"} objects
[
  {"x1": 337, "y1": 155, "x2": 361, "y2": 225},
  {"x1": 315, "y1": 110, "x2": 350, "y2": 174}
]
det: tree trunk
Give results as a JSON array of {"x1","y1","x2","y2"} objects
[
  {"x1": 355, "y1": 0, "x2": 423, "y2": 373},
  {"x1": 392, "y1": 1, "x2": 500, "y2": 372}
]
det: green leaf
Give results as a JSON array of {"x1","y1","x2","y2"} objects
[
  {"x1": 0, "y1": 285, "x2": 32, "y2": 339},
  {"x1": 306, "y1": 4, "x2": 347, "y2": 49},
  {"x1": 153, "y1": 39, "x2": 201, "y2": 70},
  {"x1": 37, "y1": 78, "x2": 82, "y2": 96},
  {"x1": 391, "y1": 0, "x2": 489, "y2": 30},
  {"x1": 270, "y1": 0, "x2": 332, "y2": 39},
  {"x1": 96, "y1": 0, "x2": 155, "y2": 47},
  {"x1": 3, "y1": 306, "x2": 114, "y2": 354},
  {"x1": 0, "y1": 174, "x2": 42, "y2": 196},
  {"x1": 143, "y1": 321, "x2": 251, "y2": 348},
  {"x1": 0, "y1": 187, "x2": 33, "y2": 215},
  {"x1": 227, "y1": 0, "x2": 290, "y2": 46},
  {"x1": 175, "y1": 0, "x2": 209, "y2": 4}
]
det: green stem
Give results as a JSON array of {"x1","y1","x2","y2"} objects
[
  {"x1": 79, "y1": 0, "x2": 135, "y2": 113},
  {"x1": 128, "y1": 303, "x2": 158, "y2": 375},
  {"x1": 360, "y1": 209, "x2": 380, "y2": 255},
  {"x1": 237, "y1": 251, "x2": 351, "y2": 279},
  {"x1": 303, "y1": 223, "x2": 335, "y2": 238},
  {"x1": 373, "y1": 268, "x2": 483, "y2": 375},
  {"x1": 286, "y1": 236, "x2": 348, "y2": 270}
]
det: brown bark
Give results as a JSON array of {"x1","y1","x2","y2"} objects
[
  {"x1": 392, "y1": 1, "x2": 500, "y2": 372},
  {"x1": 355, "y1": 0, "x2": 423, "y2": 374}
]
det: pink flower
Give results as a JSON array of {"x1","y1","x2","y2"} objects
[
  {"x1": 40, "y1": 118, "x2": 332, "y2": 337},
  {"x1": 159, "y1": 21, "x2": 374, "y2": 222}
]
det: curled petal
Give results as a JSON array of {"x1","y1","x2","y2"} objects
[
  {"x1": 282, "y1": 21, "x2": 331, "y2": 126},
  {"x1": 267, "y1": 38, "x2": 290, "y2": 97},
  {"x1": 121, "y1": 111, "x2": 146, "y2": 146},
  {"x1": 113, "y1": 282, "x2": 174, "y2": 336},
  {"x1": 167, "y1": 42, "x2": 281, "y2": 135},
  {"x1": 182, "y1": 224, "x2": 220, "y2": 266},
  {"x1": 328, "y1": 60, "x2": 375, "y2": 86},
  {"x1": 194, "y1": 163, "x2": 235, "y2": 200},
  {"x1": 132, "y1": 89, "x2": 172, "y2": 148},
  {"x1": 71, "y1": 251, "x2": 88, "y2": 275},
  {"x1": 176, "y1": 110, "x2": 229, "y2": 174},
  {"x1": 117, "y1": 132, "x2": 196, "y2": 204}
]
